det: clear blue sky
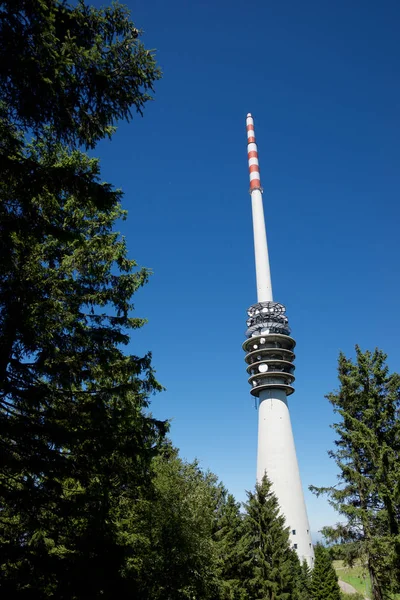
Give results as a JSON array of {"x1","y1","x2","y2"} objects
[{"x1": 92, "y1": 0, "x2": 400, "y2": 533}]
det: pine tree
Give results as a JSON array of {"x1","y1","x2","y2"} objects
[
  {"x1": 0, "y1": 1, "x2": 164, "y2": 597},
  {"x1": 311, "y1": 545, "x2": 341, "y2": 600},
  {"x1": 310, "y1": 347, "x2": 400, "y2": 600},
  {"x1": 241, "y1": 475, "x2": 298, "y2": 600}
]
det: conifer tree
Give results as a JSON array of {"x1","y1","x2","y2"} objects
[
  {"x1": 311, "y1": 545, "x2": 341, "y2": 600},
  {"x1": 301, "y1": 559, "x2": 313, "y2": 591},
  {"x1": 0, "y1": 1, "x2": 164, "y2": 597},
  {"x1": 241, "y1": 475, "x2": 297, "y2": 600},
  {"x1": 291, "y1": 554, "x2": 313, "y2": 600},
  {"x1": 213, "y1": 490, "x2": 246, "y2": 600},
  {"x1": 311, "y1": 346, "x2": 400, "y2": 600}
]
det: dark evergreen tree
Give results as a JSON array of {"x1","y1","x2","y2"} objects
[
  {"x1": 310, "y1": 347, "x2": 400, "y2": 600},
  {"x1": 0, "y1": 1, "x2": 164, "y2": 597},
  {"x1": 241, "y1": 475, "x2": 297, "y2": 600},
  {"x1": 0, "y1": 0, "x2": 159, "y2": 149},
  {"x1": 291, "y1": 553, "x2": 313, "y2": 600},
  {"x1": 213, "y1": 490, "x2": 246, "y2": 600},
  {"x1": 301, "y1": 559, "x2": 313, "y2": 592},
  {"x1": 311, "y1": 544, "x2": 341, "y2": 600}
]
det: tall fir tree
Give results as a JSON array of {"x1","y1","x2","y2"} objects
[
  {"x1": 290, "y1": 553, "x2": 313, "y2": 600},
  {"x1": 0, "y1": 1, "x2": 165, "y2": 597},
  {"x1": 310, "y1": 346, "x2": 400, "y2": 600},
  {"x1": 213, "y1": 490, "x2": 246, "y2": 600},
  {"x1": 300, "y1": 559, "x2": 313, "y2": 599},
  {"x1": 241, "y1": 475, "x2": 298, "y2": 600},
  {"x1": 310, "y1": 545, "x2": 341, "y2": 600}
]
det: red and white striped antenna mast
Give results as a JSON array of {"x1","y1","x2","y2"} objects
[{"x1": 246, "y1": 113, "x2": 273, "y2": 302}]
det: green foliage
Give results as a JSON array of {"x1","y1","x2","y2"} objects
[
  {"x1": 240, "y1": 475, "x2": 298, "y2": 600},
  {"x1": 292, "y1": 558, "x2": 313, "y2": 600},
  {"x1": 0, "y1": 0, "x2": 161, "y2": 148},
  {"x1": 311, "y1": 347, "x2": 400, "y2": 600},
  {"x1": 135, "y1": 445, "x2": 223, "y2": 600},
  {"x1": 328, "y1": 544, "x2": 348, "y2": 561},
  {"x1": 311, "y1": 544, "x2": 341, "y2": 600},
  {"x1": 0, "y1": 0, "x2": 164, "y2": 597},
  {"x1": 213, "y1": 490, "x2": 246, "y2": 600}
]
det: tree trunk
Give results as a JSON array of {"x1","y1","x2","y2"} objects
[{"x1": 368, "y1": 561, "x2": 384, "y2": 600}]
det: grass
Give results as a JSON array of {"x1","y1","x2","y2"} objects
[
  {"x1": 333, "y1": 560, "x2": 400, "y2": 599},
  {"x1": 333, "y1": 560, "x2": 371, "y2": 597}
]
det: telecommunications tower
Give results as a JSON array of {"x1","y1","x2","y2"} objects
[{"x1": 243, "y1": 114, "x2": 314, "y2": 567}]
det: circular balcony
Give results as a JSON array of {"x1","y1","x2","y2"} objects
[
  {"x1": 248, "y1": 376, "x2": 295, "y2": 397},
  {"x1": 246, "y1": 359, "x2": 295, "y2": 376},
  {"x1": 243, "y1": 333, "x2": 296, "y2": 353},
  {"x1": 245, "y1": 346, "x2": 295, "y2": 366}
]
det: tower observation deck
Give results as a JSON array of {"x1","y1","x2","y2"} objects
[
  {"x1": 244, "y1": 302, "x2": 295, "y2": 397},
  {"x1": 243, "y1": 114, "x2": 314, "y2": 568}
]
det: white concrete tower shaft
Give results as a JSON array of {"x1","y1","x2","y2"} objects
[{"x1": 244, "y1": 114, "x2": 314, "y2": 568}]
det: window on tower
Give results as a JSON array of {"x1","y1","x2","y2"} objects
[
  {"x1": 293, "y1": 544, "x2": 298, "y2": 549},
  {"x1": 292, "y1": 530, "x2": 296, "y2": 535}
]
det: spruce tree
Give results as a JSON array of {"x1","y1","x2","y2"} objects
[
  {"x1": 0, "y1": 1, "x2": 164, "y2": 597},
  {"x1": 291, "y1": 554, "x2": 313, "y2": 600},
  {"x1": 310, "y1": 347, "x2": 400, "y2": 600},
  {"x1": 0, "y1": 0, "x2": 159, "y2": 149},
  {"x1": 241, "y1": 475, "x2": 298, "y2": 600},
  {"x1": 311, "y1": 545, "x2": 341, "y2": 600},
  {"x1": 213, "y1": 490, "x2": 246, "y2": 600},
  {"x1": 303, "y1": 560, "x2": 314, "y2": 599}
]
